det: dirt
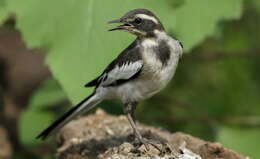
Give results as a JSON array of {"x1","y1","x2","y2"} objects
[
  {"x1": 0, "y1": 126, "x2": 12, "y2": 159},
  {"x1": 56, "y1": 109, "x2": 249, "y2": 159}
]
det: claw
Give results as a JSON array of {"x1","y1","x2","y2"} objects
[
  {"x1": 133, "y1": 136, "x2": 180, "y2": 157},
  {"x1": 135, "y1": 137, "x2": 162, "y2": 152}
]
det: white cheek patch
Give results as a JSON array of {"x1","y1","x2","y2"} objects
[
  {"x1": 135, "y1": 14, "x2": 159, "y2": 24},
  {"x1": 131, "y1": 29, "x2": 146, "y2": 36}
]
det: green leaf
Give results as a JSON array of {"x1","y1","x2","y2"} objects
[
  {"x1": 19, "y1": 79, "x2": 67, "y2": 146},
  {"x1": 0, "y1": 0, "x2": 9, "y2": 24},
  {"x1": 19, "y1": 110, "x2": 53, "y2": 147},
  {"x1": 6, "y1": 0, "x2": 243, "y2": 103},
  {"x1": 217, "y1": 126, "x2": 260, "y2": 159},
  {"x1": 173, "y1": 0, "x2": 243, "y2": 51},
  {"x1": 28, "y1": 79, "x2": 67, "y2": 110}
]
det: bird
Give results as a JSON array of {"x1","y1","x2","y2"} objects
[{"x1": 36, "y1": 8, "x2": 183, "y2": 149}]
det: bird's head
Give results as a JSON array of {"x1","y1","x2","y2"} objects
[{"x1": 108, "y1": 9, "x2": 164, "y2": 38}]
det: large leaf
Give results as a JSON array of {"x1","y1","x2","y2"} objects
[
  {"x1": 173, "y1": 0, "x2": 243, "y2": 50},
  {"x1": 217, "y1": 126, "x2": 260, "y2": 159},
  {"x1": 0, "y1": 0, "x2": 9, "y2": 24},
  {"x1": 6, "y1": 0, "x2": 243, "y2": 103},
  {"x1": 19, "y1": 109, "x2": 53, "y2": 146},
  {"x1": 19, "y1": 79, "x2": 67, "y2": 146}
]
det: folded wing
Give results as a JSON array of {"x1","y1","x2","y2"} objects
[{"x1": 85, "y1": 39, "x2": 143, "y2": 88}]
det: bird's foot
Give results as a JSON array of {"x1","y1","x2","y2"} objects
[
  {"x1": 133, "y1": 137, "x2": 173, "y2": 155},
  {"x1": 136, "y1": 137, "x2": 159, "y2": 151}
]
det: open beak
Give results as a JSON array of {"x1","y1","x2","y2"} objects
[{"x1": 108, "y1": 18, "x2": 133, "y2": 31}]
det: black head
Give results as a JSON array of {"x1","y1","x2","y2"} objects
[{"x1": 108, "y1": 9, "x2": 164, "y2": 37}]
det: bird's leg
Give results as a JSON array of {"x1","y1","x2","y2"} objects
[
  {"x1": 124, "y1": 102, "x2": 161, "y2": 151},
  {"x1": 124, "y1": 102, "x2": 143, "y2": 141},
  {"x1": 130, "y1": 102, "x2": 137, "y2": 123}
]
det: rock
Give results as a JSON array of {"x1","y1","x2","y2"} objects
[{"x1": 56, "y1": 109, "x2": 249, "y2": 159}]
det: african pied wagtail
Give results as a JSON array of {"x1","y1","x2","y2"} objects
[{"x1": 37, "y1": 9, "x2": 183, "y2": 147}]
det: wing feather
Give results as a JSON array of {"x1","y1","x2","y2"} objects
[
  {"x1": 84, "y1": 39, "x2": 142, "y2": 87},
  {"x1": 101, "y1": 61, "x2": 143, "y2": 86}
]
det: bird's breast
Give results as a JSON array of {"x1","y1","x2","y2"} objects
[
  {"x1": 140, "y1": 37, "x2": 181, "y2": 84},
  {"x1": 114, "y1": 36, "x2": 182, "y2": 103}
]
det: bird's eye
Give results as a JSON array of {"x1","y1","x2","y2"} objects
[{"x1": 134, "y1": 18, "x2": 142, "y2": 24}]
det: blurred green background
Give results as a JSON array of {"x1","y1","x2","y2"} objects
[{"x1": 0, "y1": 0, "x2": 259, "y2": 158}]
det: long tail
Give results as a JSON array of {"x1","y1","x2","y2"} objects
[{"x1": 36, "y1": 92, "x2": 101, "y2": 140}]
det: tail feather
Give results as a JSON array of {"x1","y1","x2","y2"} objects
[{"x1": 36, "y1": 92, "x2": 101, "y2": 140}]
